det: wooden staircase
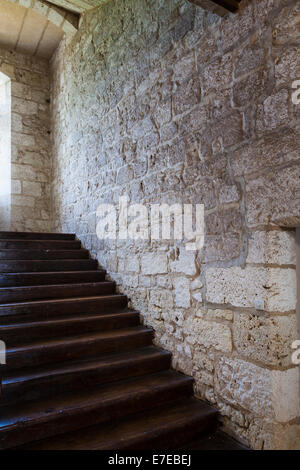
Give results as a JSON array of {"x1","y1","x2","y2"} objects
[{"x1": 0, "y1": 231, "x2": 221, "y2": 450}]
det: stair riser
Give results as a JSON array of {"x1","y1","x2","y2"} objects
[
  {"x1": 0, "y1": 250, "x2": 89, "y2": 260},
  {"x1": 0, "y1": 271, "x2": 106, "y2": 287},
  {"x1": 0, "y1": 241, "x2": 81, "y2": 250},
  {"x1": 0, "y1": 282, "x2": 114, "y2": 303},
  {"x1": 1, "y1": 313, "x2": 140, "y2": 343},
  {"x1": 0, "y1": 295, "x2": 128, "y2": 324},
  {"x1": 4, "y1": 331, "x2": 154, "y2": 371},
  {"x1": 2, "y1": 353, "x2": 172, "y2": 405},
  {"x1": 103, "y1": 413, "x2": 217, "y2": 450},
  {"x1": 0, "y1": 380, "x2": 193, "y2": 449},
  {"x1": 0, "y1": 260, "x2": 98, "y2": 273},
  {"x1": 0, "y1": 232, "x2": 75, "y2": 240}
]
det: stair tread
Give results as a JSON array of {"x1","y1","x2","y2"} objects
[
  {"x1": 0, "y1": 259, "x2": 98, "y2": 273},
  {"x1": 1, "y1": 269, "x2": 106, "y2": 276},
  {"x1": 0, "y1": 293, "x2": 125, "y2": 308},
  {"x1": 0, "y1": 271, "x2": 106, "y2": 288},
  {"x1": 181, "y1": 430, "x2": 250, "y2": 450},
  {"x1": 0, "y1": 241, "x2": 82, "y2": 251},
  {"x1": 0, "y1": 249, "x2": 89, "y2": 260},
  {"x1": 0, "y1": 282, "x2": 109, "y2": 293},
  {"x1": 1, "y1": 310, "x2": 138, "y2": 330},
  {"x1": 3, "y1": 346, "x2": 170, "y2": 385},
  {"x1": 0, "y1": 311, "x2": 139, "y2": 343},
  {"x1": 6, "y1": 326, "x2": 152, "y2": 353},
  {"x1": 0, "y1": 284, "x2": 116, "y2": 304},
  {"x1": 0, "y1": 232, "x2": 75, "y2": 240},
  {"x1": 17, "y1": 398, "x2": 216, "y2": 450},
  {"x1": 0, "y1": 370, "x2": 192, "y2": 428}
]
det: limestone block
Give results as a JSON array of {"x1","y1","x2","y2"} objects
[
  {"x1": 233, "y1": 312, "x2": 298, "y2": 366},
  {"x1": 173, "y1": 277, "x2": 190, "y2": 308},
  {"x1": 170, "y1": 250, "x2": 197, "y2": 275},
  {"x1": 23, "y1": 181, "x2": 42, "y2": 197},
  {"x1": 263, "y1": 90, "x2": 289, "y2": 130},
  {"x1": 141, "y1": 253, "x2": 168, "y2": 275},
  {"x1": 245, "y1": 165, "x2": 300, "y2": 226},
  {"x1": 246, "y1": 231, "x2": 296, "y2": 265},
  {"x1": 184, "y1": 316, "x2": 232, "y2": 352},
  {"x1": 216, "y1": 357, "x2": 300, "y2": 422},
  {"x1": 11, "y1": 180, "x2": 21, "y2": 195},
  {"x1": 206, "y1": 266, "x2": 296, "y2": 312}
]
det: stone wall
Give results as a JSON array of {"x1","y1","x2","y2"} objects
[
  {"x1": 0, "y1": 48, "x2": 51, "y2": 232},
  {"x1": 50, "y1": 0, "x2": 300, "y2": 449}
]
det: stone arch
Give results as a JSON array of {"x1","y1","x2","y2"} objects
[{"x1": 5, "y1": 0, "x2": 78, "y2": 36}]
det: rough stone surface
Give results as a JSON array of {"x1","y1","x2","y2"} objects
[
  {"x1": 0, "y1": 47, "x2": 51, "y2": 231},
  {"x1": 206, "y1": 266, "x2": 296, "y2": 312},
  {"x1": 49, "y1": 0, "x2": 300, "y2": 449},
  {"x1": 216, "y1": 357, "x2": 300, "y2": 422},
  {"x1": 246, "y1": 230, "x2": 296, "y2": 265},
  {"x1": 184, "y1": 316, "x2": 232, "y2": 352},
  {"x1": 233, "y1": 312, "x2": 298, "y2": 367}
]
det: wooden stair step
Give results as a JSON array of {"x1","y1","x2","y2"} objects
[
  {"x1": 0, "y1": 240, "x2": 81, "y2": 250},
  {"x1": 0, "y1": 249, "x2": 89, "y2": 260},
  {"x1": 1, "y1": 347, "x2": 171, "y2": 404},
  {"x1": 0, "y1": 270, "x2": 106, "y2": 287},
  {"x1": 0, "y1": 294, "x2": 128, "y2": 323},
  {"x1": 0, "y1": 281, "x2": 115, "y2": 303},
  {"x1": 0, "y1": 311, "x2": 140, "y2": 343},
  {"x1": 0, "y1": 259, "x2": 98, "y2": 273},
  {"x1": 181, "y1": 429, "x2": 250, "y2": 450},
  {"x1": 0, "y1": 370, "x2": 193, "y2": 449},
  {"x1": 0, "y1": 232, "x2": 75, "y2": 240},
  {"x1": 17, "y1": 398, "x2": 217, "y2": 450},
  {"x1": 4, "y1": 326, "x2": 154, "y2": 370}
]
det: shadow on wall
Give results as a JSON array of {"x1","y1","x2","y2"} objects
[{"x1": 0, "y1": 71, "x2": 11, "y2": 230}]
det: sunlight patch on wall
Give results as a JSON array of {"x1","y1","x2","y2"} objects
[{"x1": 0, "y1": 71, "x2": 11, "y2": 230}]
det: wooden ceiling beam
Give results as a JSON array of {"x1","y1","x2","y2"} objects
[{"x1": 188, "y1": 0, "x2": 241, "y2": 14}]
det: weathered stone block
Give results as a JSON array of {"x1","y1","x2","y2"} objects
[
  {"x1": 245, "y1": 165, "x2": 300, "y2": 226},
  {"x1": 246, "y1": 231, "x2": 296, "y2": 265},
  {"x1": 263, "y1": 90, "x2": 289, "y2": 130},
  {"x1": 206, "y1": 266, "x2": 296, "y2": 311},
  {"x1": 184, "y1": 316, "x2": 232, "y2": 352},
  {"x1": 173, "y1": 277, "x2": 190, "y2": 308},
  {"x1": 216, "y1": 357, "x2": 300, "y2": 422},
  {"x1": 170, "y1": 250, "x2": 197, "y2": 275},
  {"x1": 233, "y1": 312, "x2": 298, "y2": 366},
  {"x1": 141, "y1": 253, "x2": 168, "y2": 275}
]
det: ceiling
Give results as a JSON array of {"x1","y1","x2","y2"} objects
[
  {"x1": 46, "y1": 0, "x2": 105, "y2": 14},
  {"x1": 0, "y1": 0, "x2": 65, "y2": 60}
]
